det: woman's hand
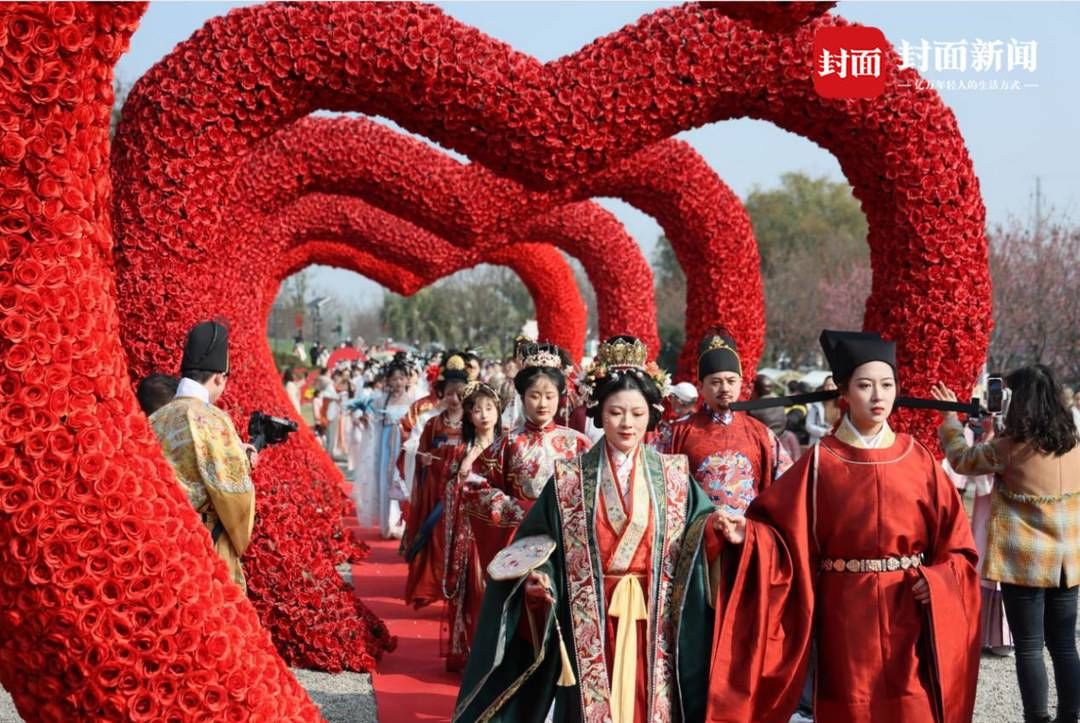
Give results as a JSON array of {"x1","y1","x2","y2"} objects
[
  {"x1": 930, "y1": 382, "x2": 959, "y2": 422},
  {"x1": 524, "y1": 571, "x2": 555, "y2": 611},
  {"x1": 713, "y1": 511, "x2": 746, "y2": 545},
  {"x1": 911, "y1": 575, "x2": 930, "y2": 605},
  {"x1": 460, "y1": 475, "x2": 489, "y2": 500},
  {"x1": 459, "y1": 446, "x2": 482, "y2": 477}
]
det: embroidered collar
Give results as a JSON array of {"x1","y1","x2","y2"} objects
[
  {"x1": 524, "y1": 418, "x2": 557, "y2": 434},
  {"x1": 835, "y1": 414, "x2": 895, "y2": 449},
  {"x1": 605, "y1": 441, "x2": 638, "y2": 497},
  {"x1": 175, "y1": 377, "x2": 210, "y2": 404},
  {"x1": 703, "y1": 403, "x2": 734, "y2": 426}
]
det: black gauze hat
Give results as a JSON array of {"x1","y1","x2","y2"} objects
[
  {"x1": 697, "y1": 330, "x2": 742, "y2": 380},
  {"x1": 181, "y1": 320, "x2": 229, "y2": 374},
  {"x1": 819, "y1": 330, "x2": 896, "y2": 384}
]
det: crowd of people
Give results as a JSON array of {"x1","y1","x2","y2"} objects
[
  {"x1": 145, "y1": 318, "x2": 1080, "y2": 723},
  {"x1": 273, "y1": 325, "x2": 1079, "y2": 723}
]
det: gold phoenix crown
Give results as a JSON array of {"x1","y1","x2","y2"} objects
[
  {"x1": 445, "y1": 354, "x2": 466, "y2": 371},
  {"x1": 582, "y1": 337, "x2": 670, "y2": 406},
  {"x1": 595, "y1": 337, "x2": 648, "y2": 370},
  {"x1": 522, "y1": 349, "x2": 563, "y2": 370}
]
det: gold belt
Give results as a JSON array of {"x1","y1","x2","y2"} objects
[{"x1": 820, "y1": 553, "x2": 924, "y2": 573}]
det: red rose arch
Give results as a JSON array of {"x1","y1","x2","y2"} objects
[
  {"x1": 234, "y1": 116, "x2": 764, "y2": 380},
  {"x1": 0, "y1": 0, "x2": 993, "y2": 716},
  {"x1": 0, "y1": 3, "x2": 321, "y2": 720},
  {"x1": 236, "y1": 194, "x2": 588, "y2": 670},
  {"x1": 259, "y1": 192, "x2": 590, "y2": 357}
]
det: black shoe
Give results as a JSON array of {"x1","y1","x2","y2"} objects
[
  {"x1": 1053, "y1": 715, "x2": 1079, "y2": 723},
  {"x1": 1024, "y1": 715, "x2": 1052, "y2": 723}
]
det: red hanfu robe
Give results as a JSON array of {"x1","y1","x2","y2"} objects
[
  {"x1": 706, "y1": 428, "x2": 981, "y2": 723},
  {"x1": 399, "y1": 392, "x2": 438, "y2": 444},
  {"x1": 466, "y1": 420, "x2": 590, "y2": 570},
  {"x1": 403, "y1": 412, "x2": 462, "y2": 608},
  {"x1": 660, "y1": 407, "x2": 792, "y2": 515},
  {"x1": 442, "y1": 442, "x2": 486, "y2": 672}
]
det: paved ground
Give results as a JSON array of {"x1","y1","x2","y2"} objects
[{"x1": 0, "y1": 648, "x2": 1045, "y2": 722}]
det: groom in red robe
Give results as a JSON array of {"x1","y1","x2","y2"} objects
[{"x1": 659, "y1": 329, "x2": 791, "y2": 514}]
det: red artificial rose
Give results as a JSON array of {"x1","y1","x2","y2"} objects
[
  {"x1": 47, "y1": 3, "x2": 77, "y2": 24},
  {"x1": 57, "y1": 25, "x2": 83, "y2": 53}
]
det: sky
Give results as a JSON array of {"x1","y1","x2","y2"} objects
[{"x1": 115, "y1": 1, "x2": 1080, "y2": 310}]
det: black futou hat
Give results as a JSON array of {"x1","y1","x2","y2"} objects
[
  {"x1": 181, "y1": 320, "x2": 229, "y2": 374},
  {"x1": 819, "y1": 330, "x2": 896, "y2": 384},
  {"x1": 697, "y1": 329, "x2": 742, "y2": 380},
  {"x1": 730, "y1": 329, "x2": 978, "y2": 417}
]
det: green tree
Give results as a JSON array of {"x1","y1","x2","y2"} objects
[
  {"x1": 745, "y1": 173, "x2": 870, "y2": 367},
  {"x1": 379, "y1": 265, "x2": 537, "y2": 358},
  {"x1": 745, "y1": 172, "x2": 868, "y2": 273},
  {"x1": 651, "y1": 235, "x2": 686, "y2": 372}
]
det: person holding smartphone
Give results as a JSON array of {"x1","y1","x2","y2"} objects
[{"x1": 933, "y1": 366, "x2": 1080, "y2": 723}]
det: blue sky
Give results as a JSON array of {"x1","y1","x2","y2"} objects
[{"x1": 115, "y1": 2, "x2": 1080, "y2": 309}]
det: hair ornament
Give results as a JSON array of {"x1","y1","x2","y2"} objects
[
  {"x1": 581, "y1": 337, "x2": 671, "y2": 402},
  {"x1": 462, "y1": 380, "x2": 499, "y2": 402},
  {"x1": 520, "y1": 343, "x2": 563, "y2": 370}
]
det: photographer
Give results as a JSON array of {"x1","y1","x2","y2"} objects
[
  {"x1": 933, "y1": 366, "x2": 1080, "y2": 723},
  {"x1": 149, "y1": 320, "x2": 258, "y2": 592}
]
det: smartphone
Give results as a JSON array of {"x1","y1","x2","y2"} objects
[{"x1": 987, "y1": 376, "x2": 1004, "y2": 414}]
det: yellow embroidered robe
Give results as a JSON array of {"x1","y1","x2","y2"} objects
[{"x1": 150, "y1": 397, "x2": 256, "y2": 591}]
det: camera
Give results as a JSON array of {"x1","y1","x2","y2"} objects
[{"x1": 248, "y1": 411, "x2": 299, "y2": 451}]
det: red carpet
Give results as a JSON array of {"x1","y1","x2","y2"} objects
[{"x1": 350, "y1": 527, "x2": 460, "y2": 723}]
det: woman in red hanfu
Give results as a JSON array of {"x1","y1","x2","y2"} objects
[
  {"x1": 442, "y1": 380, "x2": 503, "y2": 672},
  {"x1": 463, "y1": 343, "x2": 591, "y2": 571},
  {"x1": 403, "y1": 353, "x2": 469, "y2": 609},
  {"x1": 708, "y1": 330, "x2": 981, "y2": 723}
]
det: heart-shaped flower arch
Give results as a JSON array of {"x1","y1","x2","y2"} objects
[
  {"x1": 227, "y1": 116, "x2": 765, "y2": 379},
  {"x1": 2, "y1": 1, "x2": 992, "y2": 719},
  {"x1": 267, "y1": 236, "x2": 587, "y2": 351},
  {"x1": 233, "y1": 198, "x2": 588, "y2": 670},
  {"x1": 113, "y1": 1, "x2": 991, "y2": 447},
  {"x1": 262, "y1": 194, "x2": 590, "y2": 356}
]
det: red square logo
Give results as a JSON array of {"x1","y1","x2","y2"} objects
[{"x1": 812, "y1": 26, "x2": 889, "y2": 99}]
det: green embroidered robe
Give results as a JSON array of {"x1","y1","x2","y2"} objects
[{"x1": 454, "y1": 443, "x2": 717, "y2": 723}]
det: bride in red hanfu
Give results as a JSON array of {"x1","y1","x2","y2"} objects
[{"x1": 709, "y1": 330, "x2": 981, "y2": 723}]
